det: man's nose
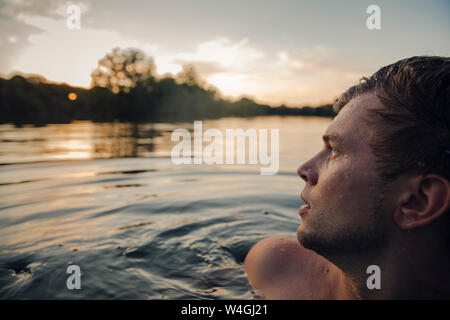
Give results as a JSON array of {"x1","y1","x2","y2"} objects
[{"x1": 297, "y1": 161, "x2": 318, "y2": 185}]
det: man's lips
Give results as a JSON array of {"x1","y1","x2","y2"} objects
[
  {"x1": 299, "y1": 192, "x2": 311, "y2": 217},
  {"x1": 298, "y1": 204, "x2": 310, "y2": 216}
]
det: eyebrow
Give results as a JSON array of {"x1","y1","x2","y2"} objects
[{"x1": 322, "y1": 134, "x2": 345, "y2": 146}]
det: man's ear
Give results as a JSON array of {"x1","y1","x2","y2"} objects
[{"x1": 394, "y1": 174, "x2": 450, "y2": 230}]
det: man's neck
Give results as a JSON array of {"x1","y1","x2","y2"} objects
[{"x1": 329, "y1": 236, "x2": 450, "y2": 299}]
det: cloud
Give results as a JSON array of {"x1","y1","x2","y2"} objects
[
  {"x1": 0, "y1": 0, "x2": 90, "y2": 19},
  {"x1": 151, "y1": 37, "x2": 267, "y2": 96},
  {"x1": 276, "y1": 51, "x2": 304, "y2": 70},
  {"x1": 170, "y1": 60, "x2": 226, "y2": 77},
  {"x1": 0, "y1": 0, "x2": 61, "y2": 19},
  {"x1": 158, "y1": 39, "x2": 372, "y2": 106},
  {"x1": 204, "y1": 45, "x2": 374, "y2": 106},
  {"x1": 173, "y1": 38, "x2": 264, "y2": 69},
  {"x1": 156, "y1": 37, "x2": 265, "y2": 75},
  {"x1": 0, "y1": 0, "x2": 91, "y2": 74},
  {"x1": 0, "y1": 14, "x2": 43, "y2": 73},
  {"x1": 9, "y1": 15, "x2": 159, "y2": 87}
]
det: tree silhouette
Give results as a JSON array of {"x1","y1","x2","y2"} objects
[
  {"x1": 1, "y1": 47, "x2": 336, "y2": 126},
  {"x1": 90, "y1": 47, "x2": 155, "y2": 94},
  {"x1": 176, "y1": 64, "x2": 203, "y2": 86}
]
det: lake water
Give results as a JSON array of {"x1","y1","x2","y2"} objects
[{"x1": 0, "y1": 116, "x2": 331, "y2": 299}]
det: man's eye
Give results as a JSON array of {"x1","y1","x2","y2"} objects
[{"x1": 326, "y1": 145, "x2": 338, "y2": 155}]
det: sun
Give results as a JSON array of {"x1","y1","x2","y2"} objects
[{"x1": 68, "y1": 92, "x2": 77, "y2": 101}]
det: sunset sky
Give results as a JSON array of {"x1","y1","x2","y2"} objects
[{"x1": 0, "y1": 0, "x2": 449, "y2": 106}]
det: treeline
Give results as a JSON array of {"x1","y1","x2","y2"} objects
[{"x1": 0, "y1": 48, "x2": 335, "y2": 126}]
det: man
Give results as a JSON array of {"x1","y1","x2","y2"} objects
[{"x1": 244, "y1": 56, "x2": 450, "y2": 299}]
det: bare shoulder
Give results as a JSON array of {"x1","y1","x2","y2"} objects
[{"x1": 244, "y1": 235, "x2": 340, "y2": 299}]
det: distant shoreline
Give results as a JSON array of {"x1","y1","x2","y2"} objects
[{"x1": 0, "y1": 74, "x2": 336, "y2": 126}]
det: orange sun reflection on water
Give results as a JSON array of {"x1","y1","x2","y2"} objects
[{"x1": 68, "y1": 92, "x2": 77, "y2": 100}]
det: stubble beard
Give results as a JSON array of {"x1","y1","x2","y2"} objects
[{"x1": 297, "y1": 184, "x2": 389, "y2": 259}]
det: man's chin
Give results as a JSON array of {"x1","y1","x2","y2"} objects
[
  {"x1": 297, "y1": 225, "x2": 341, "y2": 257},
  {"x1": 298, "y1": 225, "x2": 387, "y2": 258},
  {"x1": 296, "y1": 226, "x2": 312, "y2": 249}
]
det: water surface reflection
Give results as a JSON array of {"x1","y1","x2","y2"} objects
[
  {"x1": 0, "y1": 116, "x2": 331, "y2": 299},
  {"x1": 0, "y1": 117, "x2": 330, "y2": 169}
]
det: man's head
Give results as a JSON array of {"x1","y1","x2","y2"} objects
[{"x1": 296, "y1": 56, "x2": 450, "y2": 259}]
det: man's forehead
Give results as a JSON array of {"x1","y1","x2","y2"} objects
[
  {"x1": 325, "y1": 93, "x2": 382, "y2": 145},
  {"x1": 338, "y1": 92, "x2": 383, "y2": 117}
]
